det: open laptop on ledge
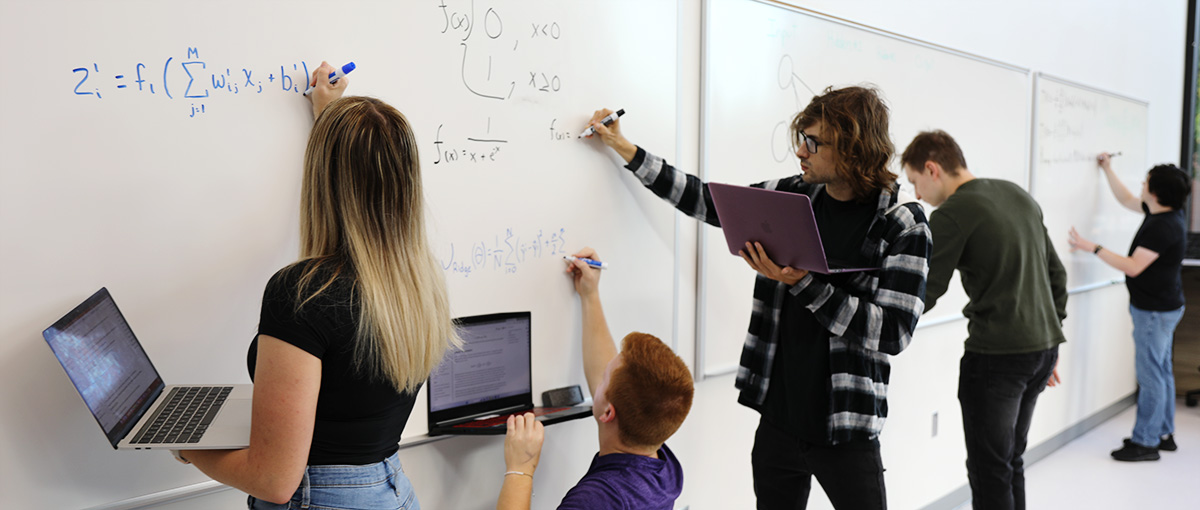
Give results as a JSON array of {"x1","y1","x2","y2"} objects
[
  {"x1": 708, "y1": 182, "x2": 878, "y2": 274},
  {"x1": 427, "y1": 311, "x2": 592, "y2": 436},
  {"x1": 43, "y1": 287, "x2": 252, "y2": 450}
]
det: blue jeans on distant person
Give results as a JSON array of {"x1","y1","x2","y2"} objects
[
  {"x1": 1129, "y1": 304, "x2": 1184, "y2": 448},
  {"x1": 247, "y1": 451, "x2": 419, "y2": 510},
  {"x1": 958, "y1": 346, "x2": 1058, "y2": 510}
]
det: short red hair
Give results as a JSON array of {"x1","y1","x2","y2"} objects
[{"x1": 606, "y1": 332, "x2": 694, "y2": 448}]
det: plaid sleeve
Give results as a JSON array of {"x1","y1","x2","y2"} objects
[
  {"x1": 625, "y1": 147, "x2": 720, "y2": 226},
  {"x1": 787, "y1": 202, "x2": 931, "y2": 355}
]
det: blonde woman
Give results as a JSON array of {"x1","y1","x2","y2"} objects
[{"x1": 173, "y1": 62, "x2": 459, "y2": 509}]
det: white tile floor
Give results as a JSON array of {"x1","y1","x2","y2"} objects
[{"x1": 954, "y1": 398, "x2": 1200, "y2": 510}]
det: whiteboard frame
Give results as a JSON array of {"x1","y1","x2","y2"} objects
[
  {"x1": 697, "y1": 0, "x2": 1032, "y2": 380},
  {"x1": 1028, "y1": 71, "x2": 1150, "y2": 199},
  {"x1": 1028, "y1": 72, "x2": 1149, "y2": 292}
]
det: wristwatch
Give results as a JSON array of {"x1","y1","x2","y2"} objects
[
  {"x1": 1092, "y1": 245, "x2": 1103, "y2": 255},
  {"x1": 171, "y1": 450, "x2": 191, "y2": 465}
]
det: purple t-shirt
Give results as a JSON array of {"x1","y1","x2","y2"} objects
[{"x1": 557, "y1": 444, "x2": 682, "y2": 510}]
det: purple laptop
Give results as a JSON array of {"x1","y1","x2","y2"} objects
[{"x1": 708, "y1": 183, "x2": 877, "y2": 274}]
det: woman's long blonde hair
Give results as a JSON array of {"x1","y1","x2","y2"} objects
[{"x1": 296, "y1": 96, "x2": 459, "y2": 394}]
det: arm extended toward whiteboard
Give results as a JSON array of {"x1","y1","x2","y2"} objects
[{"x1": 1098, "y1": 152, "x2": 1142, "y2": 213}]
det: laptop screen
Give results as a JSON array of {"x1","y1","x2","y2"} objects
[
  {"x1": 428, "y1": 312, "x2": 532, "y2": 424},
  {"x1": 43, "y1": 288, "x2": 164, "y2": 448}
]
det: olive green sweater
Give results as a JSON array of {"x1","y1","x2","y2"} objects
[{"x1": 926, "y1": 179, "x2": 1067, "y2": 353}]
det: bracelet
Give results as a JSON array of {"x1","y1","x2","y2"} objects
[
  {"x1": 1093, "y1": 244, "x2": 1103, "y2": 255},
  {"x1": 504, "y1": 470, "x2": 532, "y2": 478},
  {"x1": 171, "y1": 450, "x2": 191, "y2": 465}
]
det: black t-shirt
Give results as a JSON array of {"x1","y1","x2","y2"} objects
[
  {"x1": 762, "y1": 188, "x2": 877, "y2": 444},
  {"x1": 1126, "y1": 205, "x2": 1186, "y2": 311},
  {"x1": 248, "y1": 260, "x2": 420, "y2": 465}
]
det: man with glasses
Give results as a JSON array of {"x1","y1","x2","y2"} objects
[
  {"x1": 583, "y1": 85, "x2": 931, "y2": 510},
  {"x1": 901, "y1": 130, "x2": 1066, "y2": 510}
]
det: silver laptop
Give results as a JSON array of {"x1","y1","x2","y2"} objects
[
  {"x1": 43, "y1": 287, "x2": 252, "y2": 450},
  {"x1": 708, "y1": 182, "x2": 877, "y2": 274}
]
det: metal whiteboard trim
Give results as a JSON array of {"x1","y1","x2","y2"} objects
[
  {"x1": 1036, "y1": 72, "x2": 1151, "y2": 107},
  {"x1": 1030, "y1": 73, "x2": 1043, "y2": 197},
  {"x1": 673, "y1": 0, "x2": 685, "y2": 356},
  {"x1": 697, "y1": 0, "x2": 713, "y2": 380},
  {"x1": 746, "y1": 0, "x2": 1031, "y2": 75},
  {"x1": 707, "y1": 364, "x2": 740, "y2": 378},
  {"x1": 913, "y1": 279, "x2": 1124, "y2": 330}
]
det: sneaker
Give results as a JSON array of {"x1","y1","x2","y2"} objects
[
  {"x1": 1159, "y1": 434, "x2": 1177, "y2": 452},
  {"x1": 1112, "y1": 442, "x2": 1160, "y2": 461},
  {"x1": 1122, "y1": 435, "x2": 1178, "y2": 452}
]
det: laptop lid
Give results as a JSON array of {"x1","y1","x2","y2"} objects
[
  {"x1": 428, "y1": 312, "x2": 533, "y2": 427},
  {"x1": 43, "y1": 288, "x2": 166, "y2": 449},
  {"x1": 708, "y1": 183, "x2": 876, "y2": 274}
]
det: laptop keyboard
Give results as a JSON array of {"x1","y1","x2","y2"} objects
[
  {"x1": 453, "y1": 407, "x2": 570, "y2": 428},
  {"x1": 131, "y1": 386, "x2": 233, "y2": 444}
]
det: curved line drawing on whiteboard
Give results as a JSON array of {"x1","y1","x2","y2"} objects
[
  {"x1": 460, "y1": 43, "x2": 513, "y2": 101},
  {"x1": 772, "y1": 54, "x2": 815, "y2": 172},
  {"x1": 484, "y1": 8, "x2": 503, "y2": 39}
]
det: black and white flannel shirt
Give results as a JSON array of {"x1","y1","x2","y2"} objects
[{"x1": 626, "y1": 147, "x2": 931, "y2": 443}]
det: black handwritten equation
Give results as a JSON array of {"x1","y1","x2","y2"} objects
[
  {"x1": 431, "y1": 0, "x2": 573, "y2": 166},
  {"x1": 440, "y1": 226, "x2": 568, "y2": 278},
  {"x1": 70, "y1": 47, "x2": 312, "y2": 118}
]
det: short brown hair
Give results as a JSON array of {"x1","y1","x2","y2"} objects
[
  {"x1": 606, "y1": 332, "x2": 694, "y2": 448},
  {"x1": 791, "y1": 85, "x2": 896, "y2": 201},
  {"x1": 900, "y1": 129, "x2": 968, "y2": 176}
]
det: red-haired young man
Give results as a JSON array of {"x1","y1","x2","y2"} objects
[{"x1": 497, "y1": 248, "x2": 694, "y2": 510}]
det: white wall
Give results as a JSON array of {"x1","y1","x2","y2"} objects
[{"x1": 90, "y1": 1, "x2": 1189, "y2": 509}]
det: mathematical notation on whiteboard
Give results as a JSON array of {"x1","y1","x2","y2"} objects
[
  {"x1": 440, "y1": 227, "x2": 568, "y2": 278},
  {"x1": 70, "y1": 47, "x2": 311, "y2": 118}
]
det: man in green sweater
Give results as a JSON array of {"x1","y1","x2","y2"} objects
[{"x1": 901, "y1": 130, "x2": 1066, "y2": 510}]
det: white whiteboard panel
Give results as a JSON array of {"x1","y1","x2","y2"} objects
[
  {"x1": 700, "y1": 0, "x2": 1030, "y2": 376},
  {"x1": 0, "y1": 1, "x2": 676, "y2": 508},
  {"x1": 1032, "y1": 73, "x2": 1149, "y2": 291}
]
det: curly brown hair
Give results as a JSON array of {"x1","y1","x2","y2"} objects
[{"x1": 791, "y1": 85, "x2": 896, "y2": 201}]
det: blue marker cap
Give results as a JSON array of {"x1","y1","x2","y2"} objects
[{"x1": 341, "y1": 62, "x2": 356, "y2": 75}]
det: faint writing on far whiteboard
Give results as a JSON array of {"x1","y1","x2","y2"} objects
[
  {"x1": 70, "y1": 47, "x2": 312, "y2": 117},
  {"x1": 440, "y1": 227, "x2": 568, "y2": 277}
]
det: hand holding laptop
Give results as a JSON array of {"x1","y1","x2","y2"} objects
[{"x1": 740, "y1": 241, "x2": 808, "y2": 286}]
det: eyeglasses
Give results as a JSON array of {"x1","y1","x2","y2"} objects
[{"x1": 796, "y1": 131, "x2": 821, "y2": 154}]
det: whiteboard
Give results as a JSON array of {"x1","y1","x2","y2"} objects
[
  {"x1": 0, "y1": 1, "x2": 677, "y2": 508},
  {"x1": 699, "y1": 0, "x2": 1030, "y2": 376},
  {"x1": 1031, "y1": 73, "x2": 1148, "y2": 291}
]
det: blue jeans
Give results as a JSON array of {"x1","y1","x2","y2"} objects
[
  {"x1": 1129, "y1": 304, "x2": 1184, "y2": 448},
  {"x1": 958, "y1": 346, "x2": 1058, "y2": 510},
  {"x1": 247, "y1": 452, "x2": 419, "y2": 510}
]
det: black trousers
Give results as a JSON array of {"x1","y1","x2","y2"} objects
[
  {"x1": 958, "y1": 346, "x2": 1058, "y2": 510},
  {"x1": 751, "y1": 418, "x2": 886, "y2": 510}
]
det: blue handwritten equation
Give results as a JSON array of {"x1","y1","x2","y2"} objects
[
  {"x1": 70, "y1": 47, "x2": 312, "y2": 118},
  {"x1": 440, "y1": 227, "x2": 568, "y2": 278}
]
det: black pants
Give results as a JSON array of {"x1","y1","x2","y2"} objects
[
  {"x1": 751, "y1": 418, "x2": 886, "y2": 510},
  {"x1": 958, "y1": 346, "x2": 1058, "y2": 510}
]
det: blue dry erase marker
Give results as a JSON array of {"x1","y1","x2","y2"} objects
[
  {"x1": 563, "y1": 255, "x2": 609, "y2": 270},
  {"x1": 303, "y1": 62, "x2": 356, "y2": 96},
  {"x1": 578, "y1": 109, "x2": 625, "y2": 138}
]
